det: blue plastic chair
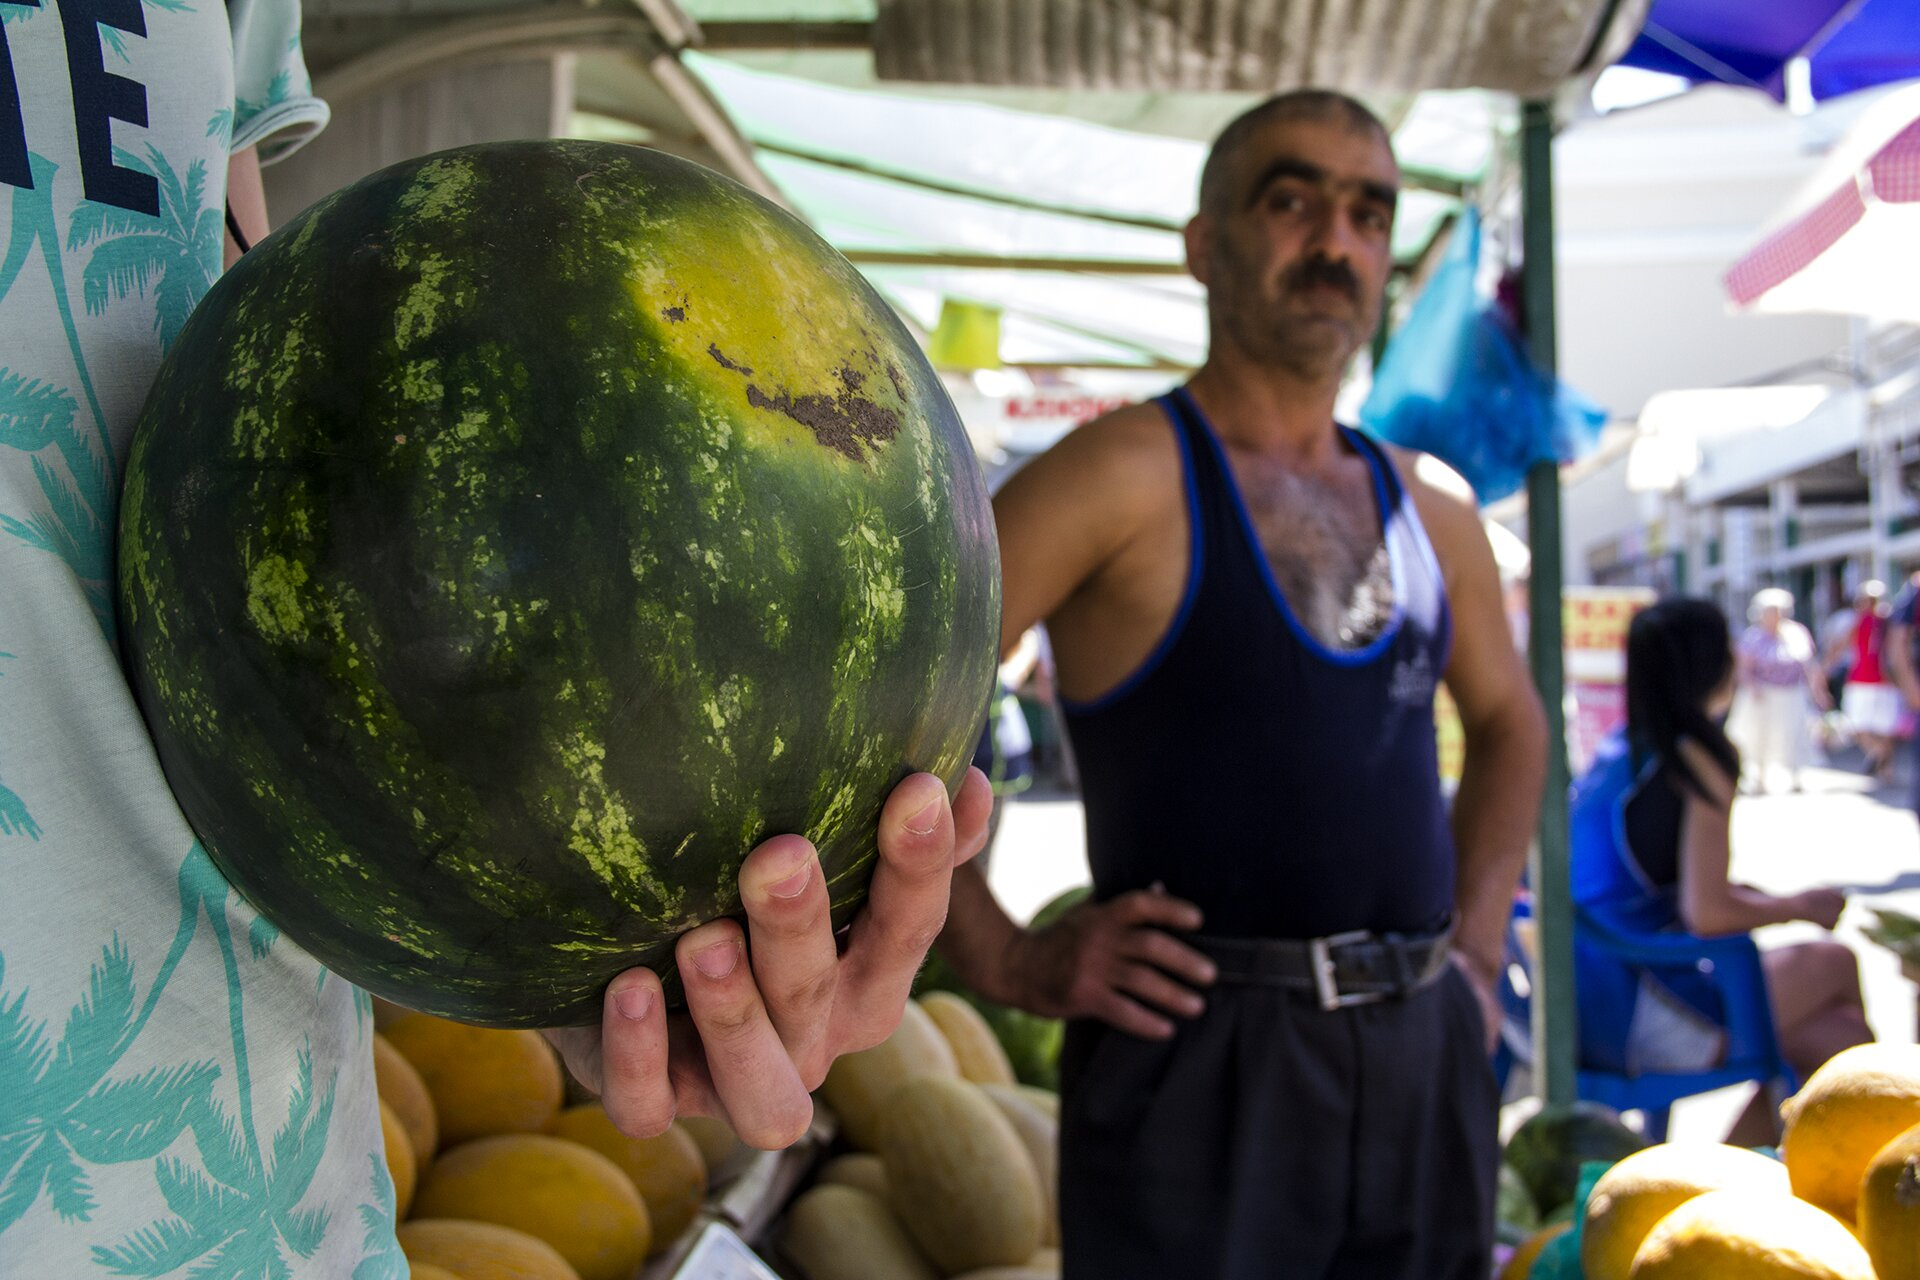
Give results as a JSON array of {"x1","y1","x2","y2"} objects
[{"x1": 1571, "y1": 904, "x2": 1797, "y2": 1142}]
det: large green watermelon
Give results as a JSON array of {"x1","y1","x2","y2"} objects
[{"x1": 117, "y1": 140, "x2": 1000, "y2": 1028}]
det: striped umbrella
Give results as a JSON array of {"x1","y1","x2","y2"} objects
[{"x1": 1725, "y1": 81, "x2": 1920, "y2": 322}]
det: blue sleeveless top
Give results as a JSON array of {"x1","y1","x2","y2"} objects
[
  {"x1": 1060, "y1": 387, "x2": 1456, "y2": 939},
  {"x1": 1570, "y1": 731, "x2": 1685, "y2": 934}
]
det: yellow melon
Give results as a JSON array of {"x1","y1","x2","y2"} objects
[
  {"x1": 879, "y1": 1076, "x2": 1044, "y2": 1274},
  {"x1": 919, "y1": 992, "x2": 1018, "y2": 1087},
  {"x1": 1629, "y1": 1189, "x2": 1874, "y2": 1278},
  {"x1": 378, "y1": 1099, "x2": 417, "y2": 1221},
  {"x1": 1582, "y1": 1142, "x2": 1790, "y2": 1280},
  {"x1": 547, "y1": 1105, "x2": 706, "y2": 1255},
  {"x1": 678, "y1": 1114, "x2": 747, "y2": 1185},
  {"x1": 382, "y1": 1015, "x2": 563, "y2": 1147},
  {"x1": 1783, "y1": 1044, "x2": 1920, "y2": 1222},
  {"x1": 780, "y1": 1184, "x2": 938, "y2": 1280},
  {"x1": 980, "y1": 1083, "x2": 1059, "y2": 1246},
  {"x1": 373, "y1": 1032, "x2": 439, "y2": 1168},
  {"x1": 816, "y1": 1152, "x2": 892, "y2": 1202},
  {"x1": 1501, "y1": 1221, "x2": 1571, "y2": 1280},
  {"x1": 412, "y1": 1134, "x2": 650, "y2": 1280},
  {"x1": 1859, "y1": 1118, "x2": 1920, "y2": 1280},
  {"x1": 406, "y1": 1265, "x2": 464, "y2": 1280},
  {"x1": 820, "y1": 1000, "x2": 958, "y2": 1152},
  {"x1": 1015, "y1": 1086, "x2": 1059, "y2": 1120},
  {"x1": 398, "y1": 1219, "x2": 580, "y2": 1280}
]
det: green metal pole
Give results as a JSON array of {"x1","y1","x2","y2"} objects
[{"x1": 1522, "y1": 98, "x2": 1577, "y2": 1108}]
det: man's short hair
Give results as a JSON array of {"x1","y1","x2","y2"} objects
[{"x1": 1197, "y1": 90, "x2": 1393, "y2": 217}]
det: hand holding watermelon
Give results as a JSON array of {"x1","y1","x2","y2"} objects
[
  {"x1": 117, "y1": 142, "x2": 1001, "y2": 1035},
  {"x1": 542, "y1": 768, "x2": 992, "y2": 1148}
]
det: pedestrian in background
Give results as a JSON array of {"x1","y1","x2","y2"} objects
[
  {"x1": 1840, "y1": 581, "x2": 1900, "y2": 781},
  {"x1": 1729, "y1": 588, "x2": 1831, "y2": 794},
  {"x1": 1881, "y1": 571, "x2": 1920, "y2": 817}
]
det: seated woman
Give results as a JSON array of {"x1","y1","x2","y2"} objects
[{"x1": 1571, "y1": 597, "x2": 1872, "y2": 1144}]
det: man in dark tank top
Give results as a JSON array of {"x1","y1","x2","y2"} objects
[{"x1": 935, "y1": 89, "x2": 1548, "y2": 1280}]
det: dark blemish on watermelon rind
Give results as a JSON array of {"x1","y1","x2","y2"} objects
[
  {"x1": 744, "y1": 383, "x2": 900, "y2": 463},
  {"x1": 660, "y1": 294, "x2": 690, "y2": 324},
  {"x1": 708, "y1": 344, "x2": 753, "y2": 376}
]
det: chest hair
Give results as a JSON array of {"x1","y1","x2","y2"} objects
[{"x1": 1233, "y1": 457, "x2": 1395, "y2": 650}]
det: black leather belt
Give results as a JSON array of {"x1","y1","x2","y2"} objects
[{"x1": 1192, "y1": 925, "x2": 1455, "y2": 1011}]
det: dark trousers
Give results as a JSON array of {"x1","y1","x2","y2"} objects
[{"x1": 1058, "y1": 966, "x2": 1499, "y2": 1280}]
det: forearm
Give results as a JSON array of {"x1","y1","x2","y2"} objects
[
  {"x1": 1685, "y1": 883, "x2": 1804, "y2": 936},
  {"x1": 1448, "y1": 708, "x2": 1547, "y2": 977},
  {"x1": 933, "y1": 860, "x2": 1025, "y2": 1005}
]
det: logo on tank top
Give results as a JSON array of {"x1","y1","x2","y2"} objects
[{"x1": 1388, "y1": 650, "x2": 1436, "y2": 707}]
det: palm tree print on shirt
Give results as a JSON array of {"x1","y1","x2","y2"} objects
[
  {"x1": 70, "y1": 144, "x2": 222, "y2": 358},
  {"x1": 0, "y1": 652, "x2": 37, "y2": 839},
  {"x1": 0, "y1": 845, "x2": 363, "y2": 1274},
  {"x1": 0, "y1": 154, "x2": 118, "y2": 634}
]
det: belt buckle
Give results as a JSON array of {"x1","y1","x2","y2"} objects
[{"x1": 1309, "y1": 929, "x2": 1385, "y2": 1011}]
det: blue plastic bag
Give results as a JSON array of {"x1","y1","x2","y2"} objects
[{"x1": 1360, "y1": 209, "x2": 1606, "y2": 504}]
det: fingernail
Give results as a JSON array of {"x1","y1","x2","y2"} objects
[
  {"x1": 613, "y1": 984, "x2": 653, "y2": 1021},
  {"x1": 693, "y1": 939, "x2": 740, "y2": 980},
  {"x1": 905, "y1": 796, "x2": 942, "y2": 835},
  {"x1": 768, "y1": 857, "x2": 814, "y2": 900}
]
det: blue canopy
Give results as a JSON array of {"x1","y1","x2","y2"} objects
[{"x1": 1620, "y1": 0, "x2": 1920, "y2": 101}]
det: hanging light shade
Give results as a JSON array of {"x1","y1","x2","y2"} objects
[{"x1": 926, "y1": 298, "x2": 1003, "y2": 371}]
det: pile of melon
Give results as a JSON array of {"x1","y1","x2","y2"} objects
[
  {"x1": 784, "y1": 992, "x2": 1064, "y2": 1280},
  {"x1": 1501, "y1": 1043, "x2": 1920, "y2": 1280},
  {"x1": 372, "y1": 1009, "x2": 736, "y2": 1280}
]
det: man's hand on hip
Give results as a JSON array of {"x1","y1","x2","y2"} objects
[
  {"x1": 1449, "y1": 950, "x2": 1503, "y2": 1055},
  {"x1": 1003, "y1": 885, "x2": 1216, "y2": 1039}
]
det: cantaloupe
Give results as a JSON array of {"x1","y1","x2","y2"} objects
[
  {"x1": 919, "y1": 992, "x2": 1018, "y2": 1086},
  {"x1": 548, "y1": 1105, "x2": 706, "y2": 1255},
  {"x1": 780, "y1": 1184, "x2": 937, "y2": 1280},
  {"x1": 382, "y1": 1015, "x2": 563, "y2": 1146},
  {"x1": 879, "y1": 1076, "x2": 1044, "y2": 1274},
  {"x1": 397, "y1": 1219, "x2": 581, "y2": 1280},
  {"x1": 373, "y1": 1032, "x2": 439, "y2": 1167},
  {"x1": 378, "y1": 1099, "x2": 417, "y2": 1221},
  {"x1": 820, "y1": 1000, "x2": 958, "y2": 1151},
  {"x1": 412, "y1": 1134, "x2": 650, "y2": 1280}
]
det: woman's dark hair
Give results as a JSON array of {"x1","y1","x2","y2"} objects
[{"x1": 1624, "y1": 597, "x2": 1740, "y2": 798}]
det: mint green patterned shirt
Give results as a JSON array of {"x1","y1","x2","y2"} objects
[{"x1": 1, "y1": 4, "x2": 406, "y2": 1275}]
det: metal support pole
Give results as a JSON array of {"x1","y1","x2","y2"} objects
[{"x1": 1521, "y1": 98, "x2": 1577, "y2": 1108}]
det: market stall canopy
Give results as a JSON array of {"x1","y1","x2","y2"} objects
[
  {"x1": 297, "y1": 0, "x2": 1653, "y2": 371},
  {"x1": 1725, "y1": 80, "x2": 1920, "y2": 323},
  {"x1": 1618, "y1": 0, "x2": 1920, "y2": 103},
  {"x1": 865, "y1": 0, "x2": 1646, "y2": 100}
]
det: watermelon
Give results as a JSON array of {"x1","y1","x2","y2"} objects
[
  {"x1": 117, "y1": 141, "x2": 1000, "y2": 1028},
  {"x1": 1502, "y1": 1100, "x2": 1647, "y2": 1217}
]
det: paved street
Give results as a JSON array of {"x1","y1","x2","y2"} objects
[{"x1": 983, "y1": 747, "x2": 1920, "y2": 1138}]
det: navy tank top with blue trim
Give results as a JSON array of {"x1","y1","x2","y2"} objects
[{"x1": 1060, "y1": 387, "x2": 1457, "y2": 939}]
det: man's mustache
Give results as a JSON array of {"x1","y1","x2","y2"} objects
[{"x1": 1283, "y1": 257, "x2": 1360, "y2": 300}]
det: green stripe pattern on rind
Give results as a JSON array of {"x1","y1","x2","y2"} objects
[{"x1": 117, "y1": 141, "x2": 1000, "y2": 1028}]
